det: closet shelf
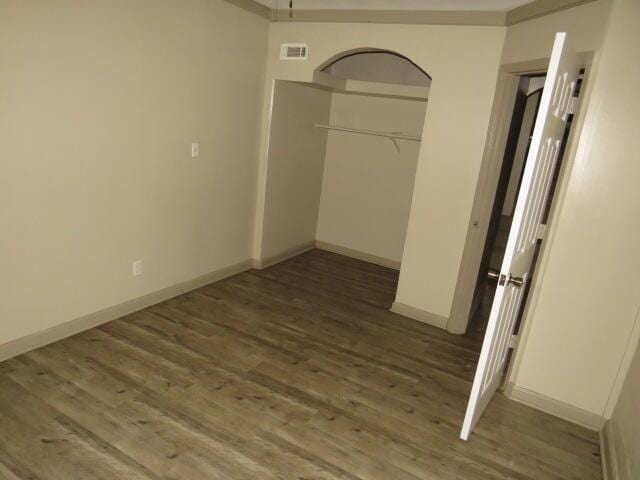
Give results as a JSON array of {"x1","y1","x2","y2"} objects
[{"x1": 315, "y1": 124, "x2": 421, "y2": 142}]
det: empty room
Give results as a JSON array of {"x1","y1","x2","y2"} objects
[{"x1": 1, "y1": 0, "x2": 638, "y2": 479}]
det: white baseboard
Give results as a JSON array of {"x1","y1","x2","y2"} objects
[
  {"x1": 252, "y1": 242, "x2": 315, "y2": 269},
  {"x1": 504, "y1": 383, "x2": 604, "y2": 431},
  {"x1": 390, "y1": 301, "x2": 448, "y2": 329},
  {"x1": 601, "y1": 421, "x2": 616, "y2": 480},
  {"x1": 600, "y1": 419, "x2": 633, "y2": 480},
  {"x1": 315, "y1": 240, "x2": 401, "y2": 270},
  {"x1": 0, "y1": 259, "x2": 253, "y2": 363}
]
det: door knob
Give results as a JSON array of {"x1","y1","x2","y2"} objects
[
  {"x1": 488, "y1": 270, "x2": 524, "y2": 288},
  {"x1": 508, "y1": 274, "x2": 525, "y2": 288}
]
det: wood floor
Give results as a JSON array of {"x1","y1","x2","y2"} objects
[{"x1": 0, "y1": 249, "x2": 601, "y2": 480}]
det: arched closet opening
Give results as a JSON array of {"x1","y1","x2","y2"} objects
[{"x1": 258, "y1": 49, "x2": 430, "y2": 300}]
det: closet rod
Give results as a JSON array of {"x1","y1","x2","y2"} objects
[{"x1": 314, "y1": 124, "x2": 421, "y2": 142}]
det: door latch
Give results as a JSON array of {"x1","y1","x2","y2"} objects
[
  {"x1": 488, "y1": 269, "x2": 523, "y2": 287},
  {"x1": 487, "y1": 269, "x2": 508, "y2": 286}
]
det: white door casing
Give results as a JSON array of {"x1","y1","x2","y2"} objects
[{"x1": 460, "y1": 32, "x2": 580, "y2": 441}]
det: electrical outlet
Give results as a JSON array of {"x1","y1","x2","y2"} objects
[
  {"x1": 132, "y1": 260, "x2": 143, "y2": 277},
  {"x1": 191, "y1": 142, "x2": 199, "y2": 158}
]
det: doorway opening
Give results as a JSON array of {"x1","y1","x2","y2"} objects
[
  {"x1": 459, "y1": 33, "x2": 585, "y2": 439},
  {"x1": 467, "y1": 71, "x2": 582, "y2": 349},
  {"x1": 256, "y1": 49, "x2": 430, "y2": 302}
]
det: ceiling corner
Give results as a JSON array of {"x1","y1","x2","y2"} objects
[{"x1": 506, "y1": 0, "x2": 597, "y2": 25}]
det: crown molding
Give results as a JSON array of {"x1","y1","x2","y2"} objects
[
  {"x1": 224, "y1": 0, "x2": 599, "y2": 26},
  {"x1": 505, "y1": 0, "x2": 597, "y2": 25},
  {"x1": 269, "y1": 9, "x2": 507, "y2": 26},
  {"x1": 224, "y1": 0, "x2": 271, "y2": 19}
]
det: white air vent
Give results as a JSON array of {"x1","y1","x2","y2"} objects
[{"x1": 280, "y1": 43, "x2": 308, "y2": 61}]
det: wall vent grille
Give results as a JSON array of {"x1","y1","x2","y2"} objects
[{"x1": 280, "y1": 43, "x2": 308, "y2": 61}]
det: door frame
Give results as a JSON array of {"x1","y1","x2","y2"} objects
[
  {"x1": 446, "y1": 68, "x2": 520, "y2": 335},
  {"x1": 447, "y1": 54, "x2": 595, "y2": 336},
  {"x1": 504, "y1": 55, "x2": 595, "y2": 387}
]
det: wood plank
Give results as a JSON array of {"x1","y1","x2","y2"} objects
[{"x1": 0, "y1": 249, "x2": 601, "y2": 479}]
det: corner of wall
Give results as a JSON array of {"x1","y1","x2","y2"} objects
[
  {"x1": 600, "y1": 418, "x2": 633, "y2": 480},
  {"x1": 252, "y1": 78, "x2": 277, "y2": 261}
]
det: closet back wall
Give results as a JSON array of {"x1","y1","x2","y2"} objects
[{"x1": 316, "y1": 93, "x2": 426, "y2": 265}]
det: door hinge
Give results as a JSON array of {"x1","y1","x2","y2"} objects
[
  {"x1": 509, "y1": 334, "x2": 518, "y2": 349},
  {"x1": 568, "y1": 96, "x2": 579, "y2": 115},
  {"x1": 537, "y1": 224, "x2": 547, "y2": 240}
]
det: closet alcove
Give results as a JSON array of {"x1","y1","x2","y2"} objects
[{"x1": 259, "y1": 50, "x2": 430, "y2": 275}]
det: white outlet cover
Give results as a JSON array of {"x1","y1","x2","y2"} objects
[
  {"x1": 132, "y1": 260, "x2": 143, "y2": 276},
  {"x1": 191, "y1": 142, "x2": 199, "y2": 158}
]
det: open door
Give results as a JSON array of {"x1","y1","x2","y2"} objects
[{"x1": 460, "y1": 32, "x2": 580, "y2": 441}]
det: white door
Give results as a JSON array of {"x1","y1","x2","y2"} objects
[{"x1": 460, "y1": 32, "x2": 580, "y2": 441}]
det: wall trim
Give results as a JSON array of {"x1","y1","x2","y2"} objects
[
  {"x1": 265, "y1": 0, "x2": 597, "y2": 26},
  {"x1": 504, "y1": 383, "x2": 604, "y2": 431},
  {"x1": 390, "y1": 301, "x2": 448, "y2": 329},
  {"x1": 0, "y1": 260, "x2": 253, "y2": 363},
  {"x1": 315, "y1": 241, "x2": 401, "y2": 270},
  {"x1": 253, "y1": 242, "x2": 316, "y2": 269},
  {"x1": 600, "y1": 420, "x2": 633, "y2": 480},
  {"x1": 505, "y1": 0, "x2": 597, "y2": 25},
  {"x1": 270, "y1": 9, "x2": 506, "y2": 26},
  {"x1": 600, "y1": 421, "x2": 616, "y2": 480},
  {"x1": 223, "y1": 0, "x2": 271, "y2": 18}
]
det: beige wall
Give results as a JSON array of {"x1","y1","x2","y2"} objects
[
  {"x1": 510, "y1": 0, "x2": 640, "y2": 418},
  {"x1": 256, "y1": 21, "x2": 506, "y2": 318},
  {"x1": 609, "y1": 332, "x2": 640, "y2": 479},
  {"x1": 260, "y1": 81, "x2": 331, "y2": 260},
  {"x1": 0, "y1": 0, "x2": 268, "y2": 346},
  {"x1": 501, "y1": 0, "x2": 611, "y2": 66},
  {"x1": 316, "y1": 93, "x2": 426, "y2": 263}
]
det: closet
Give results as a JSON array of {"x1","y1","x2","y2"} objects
[{"x1": 258, "y1": 51, "x2": 430, "y2": 274}]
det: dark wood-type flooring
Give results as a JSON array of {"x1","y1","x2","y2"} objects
[{"x1": 0, "y1": 249, "x2": 601, "y2": 479}]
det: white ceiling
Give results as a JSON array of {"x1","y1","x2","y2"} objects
[{"x1": 257, "y1": 0, "x2": 536, "y2": 11}]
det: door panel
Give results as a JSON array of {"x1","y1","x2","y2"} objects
[{"x1": 460, "y1": 32, "x2": 579, "y2": 440}]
